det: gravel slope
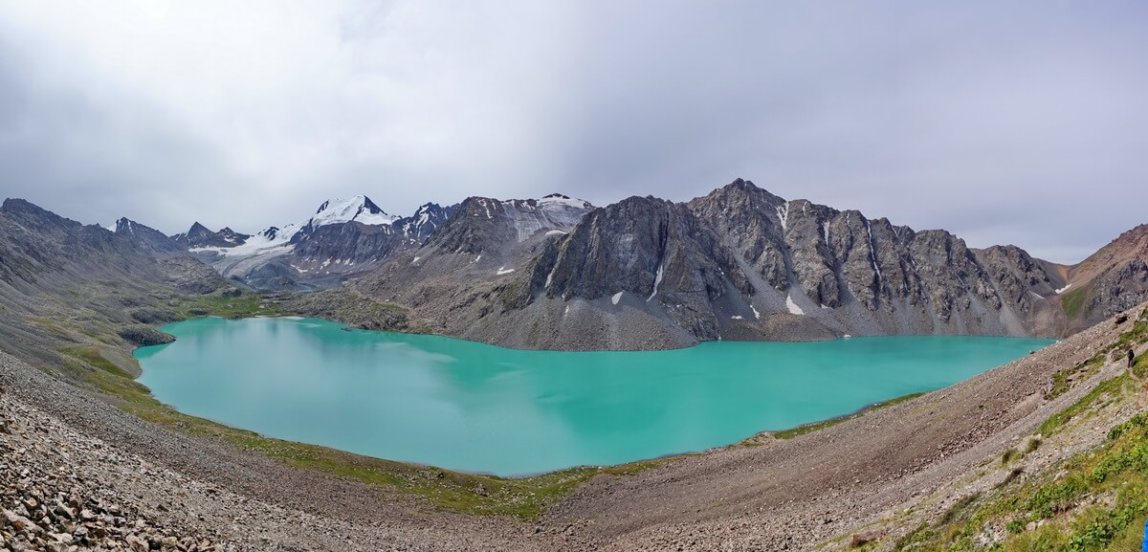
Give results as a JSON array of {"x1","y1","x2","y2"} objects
[
  {"x1": 545, "y1": 306, "x2": 1146, "y2": 551},
  {"x1": 0, "y1": 352, "x2": 538, "y2": 552},
  {"x1": 3, "y1": 305, "x2": 1144, "y2": 551}
]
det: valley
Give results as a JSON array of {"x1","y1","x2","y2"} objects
[{"x1": 1, "y1": 182, "x2": 1147, "y2": 550}]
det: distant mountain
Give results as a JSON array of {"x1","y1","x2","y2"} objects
[
  {"x1": 3, "y1": 179, "x2": 1142, "y2": 351},
  {"x1": 178, "y1": 195, "x2": 457, "y2": 290},
  {"x1": 0, "y1": 198, "x2": 224, "y2": 364},
  {"x1": 357, "y1": 193, "x2": 596, "y2": 331},
  {"x1": 114, "y1": 218, "x2": 186, "y2": 258}
]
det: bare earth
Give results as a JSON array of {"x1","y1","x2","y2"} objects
[{"x1": 2, "y1": 304, "x2": 1144, "y2": 551}]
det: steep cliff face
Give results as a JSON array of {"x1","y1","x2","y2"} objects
[
  {"x1": 425, "y1": 194, "x2": 590, "y2": 257},
  {"x1": 973, "y1": 244, "x2": 1068, "y2": 336},
  {"x1": 678, "y1": 179, "x2": 1061, "y2": 338},
  {"x1": 512, "y1": 196, "x2": 754, "y2": 342}
]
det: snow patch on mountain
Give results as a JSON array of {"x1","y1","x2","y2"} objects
[
  {"x1": 499, "y1": 194, "x2": 593, "y2": 242},
  {"x1": 786, "y1": 293, "x2": 805, "y2": 315},
  {"x1": 311, "y1": 195, "x2": 398, "y2": 227}
]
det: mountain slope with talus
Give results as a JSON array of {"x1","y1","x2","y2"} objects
[
  {"x1": 1054, "y1": 223, "x2": 1148, "y2": 330},
  {"x1": 0, "y1": 199, "x2": 225, "y2": 368}
]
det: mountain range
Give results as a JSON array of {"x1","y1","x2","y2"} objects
[{"x1": 4, "y1": 179, "x2": 1146, "y2": 350}]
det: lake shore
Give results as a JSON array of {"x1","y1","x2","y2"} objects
[
  {"x1": 134, "y1": 316, "x2": 1049, "y2": 476},
  {"x1": 1, "y1": 304, "x2": 1143, "y2": 550}
]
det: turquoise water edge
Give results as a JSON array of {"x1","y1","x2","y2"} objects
[{"x1": 134, "y1": 317, "x2": 1052, "y2": 476}]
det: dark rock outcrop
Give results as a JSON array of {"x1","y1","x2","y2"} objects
[
  {"x1": 173, "y1": 222, "x2": 250, "y2": 249},
  {"x1": 114, "y1": 218, "x2": 185, "y2": 259}
]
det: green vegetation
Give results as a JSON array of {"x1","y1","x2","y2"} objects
[
  {"x1": 771, "y1": 392, "x2": 925, "y2": 440},
  {"x1": 60, "y1": 346, "x2": 134, "y2": 378},
  {"x1": 1061, "y1": 286, "x2": 1091, "y2": 318},
  {"x1": 1039, "y1": 374, "x2": 1130, "y2": 437},
  {"x1": 174, "y1": 292, "x2": 284, "y2": 319},
  {"x1": 1048, "y1": 354, "x2": 1105, "y2": 400},
  {"x1": 61, "y1": 333, "x2": 660, "y2": 520},
  {"x1": 894, "y1": 412, "x2": 1148, "y2": 551},
  {"x1": 1045, "y1": 307, "x2": 1146, "y2": 401},
  {"x1": 892, "y1": 308, "x2": 1148, "y2": 552},
  {"x1": 1025, "y1": 437, "x2": 1042, "y2": 454}
]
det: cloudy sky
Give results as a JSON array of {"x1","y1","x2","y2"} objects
[{"x1": 1, "y1": 1, "x2": 1146, "y2": 263}]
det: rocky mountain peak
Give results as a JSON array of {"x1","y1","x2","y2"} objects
[
  {"x1": 426, "y1": 195, "x2": 593, "y2": 255},
  {"x1": 114, "y1": 217, "x2": 134, "y2": 233},
  {"x1": 310, "y1": 195, "x2": 398, "y2": 227},
  {"x1": 113, "y1": 217, "x2": 185, "y2": 258},
  {"x1": 186, "y1": 222, "x2": 213, "y2": 237},
  {"x1": 1055, "y1": 221, "x2": 1148, "y2": 326},
  {"x1": 0, "y1": 198, "x2": 80, "y2": 230},
  {"x1": 526, "y1": 195, "x2": 751, "y2": 309},
  {"x1": 394, "y1": 202, "x2": 457, "y2": 241},
  {"x1": 177, "y1": 222, "x2": 249, "y2": 249}
]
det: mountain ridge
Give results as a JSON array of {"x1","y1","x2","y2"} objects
[
  {"x1": 358, "y1": 179, "x2": 1145, "y2": 349},
  {"x1": 4, "y1": 178, "x2": 1144, "y2": 349}
]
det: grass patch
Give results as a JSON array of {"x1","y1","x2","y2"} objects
[
  {"x1": 1061, "y1": 286, "x2": 1090, "y2": 319},
  {"x1": 60, "y1": 346, "x2": 133, "y2": 378},
  {"x1": 893, "y1": 405, "x2": 1148, "y2": 551},
  {"x1": 28, "y1": 316, "x2": 78, "y2": 341},
  {"x1": 939, "y1": 492, "x2": 982, "y2": 526},
  {"x1": 1025, "y1": 437, "x2": 1042, "y2": 454},
  {"x1": 175, "y1": 292, "x2": 283, "y2": 320},
  {"x1": 1039, "y1": 374, "x2": 1130, "y2": 437},
  {"x1": 772, "y1": 392, "x2": 925, "y2": 439},
  {"x1": 1047, "y1": 354, "x2": 1105, "y2": 400}
]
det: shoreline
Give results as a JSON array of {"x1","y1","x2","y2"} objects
[
  {"x1": 2, "y1": 303, "x2": 1142, "y2": 550},
  {"x1": 130, "y1": 314, "x2": 1049, "y2": 479}
]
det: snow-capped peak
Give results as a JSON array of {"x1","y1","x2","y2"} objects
[
  {"x1": 537, "y1": 193, "x2": 592, "y2": 210},
  {"x1": 311, "y1": 195, "x2": 398, "y2": 227}
]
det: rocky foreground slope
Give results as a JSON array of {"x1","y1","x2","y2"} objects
[{"x1": 2, "y1": 301, "x2": 1146, "y2": 551}]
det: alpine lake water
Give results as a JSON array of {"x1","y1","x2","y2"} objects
[{"x1": 134, "y1": 317, "x2": 1053, "y2": 476}]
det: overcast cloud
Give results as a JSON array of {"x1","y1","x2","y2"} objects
[{"x1": 1, "y1": 1, "x2": 1146, "y2": 263}]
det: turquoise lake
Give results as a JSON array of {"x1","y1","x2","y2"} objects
[{"x1": 134, "y1": 317, "x2": 1052, "y2": 476}]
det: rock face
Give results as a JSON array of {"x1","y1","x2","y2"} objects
[
  {"x1": 356, "y1": 193, "x2": 595, "y2": 342},
  {"x1": 680, "y1": 179, "x2": 1071, "y2": 338},
  {"x1": 114, "y1": 218, "x2": 186, "y2": 259},
  {"x1": 426, "y1": 194, "x2": 590, "y2": 256},
  {"x1": 518, "y1": 196, "x2": 755, "y2": 341},
  {"x1": 359, "y1": 180, "x2": 1131, "y2": 349},
  {"x1": 1056, "y1": 224, "x2": 1148, "y2": 329},
  {"x1": 173, "y1": 222, "x2": 250, "y2": 249}
]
